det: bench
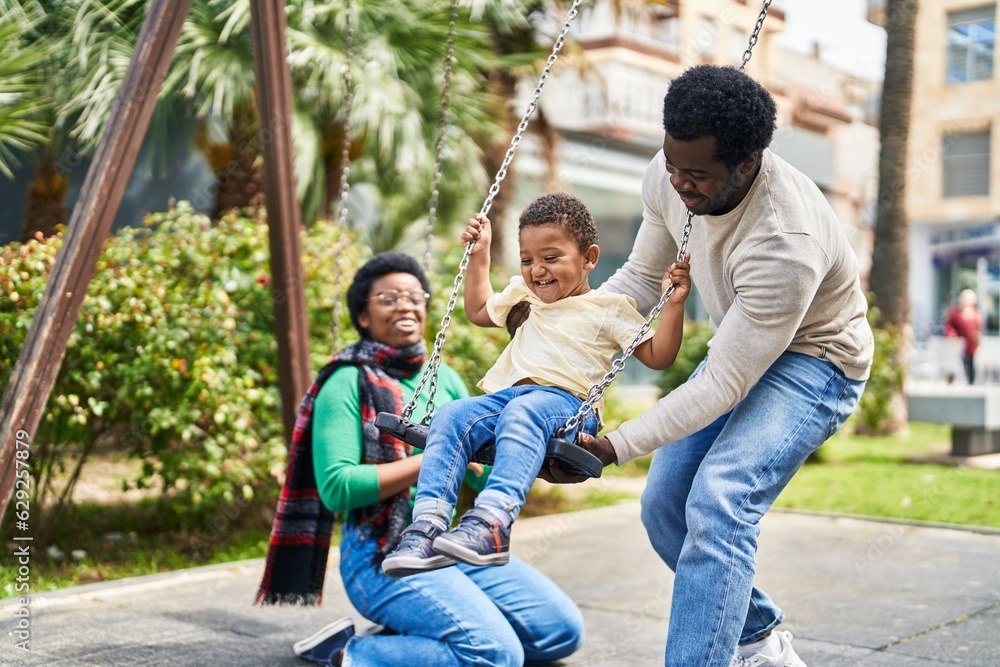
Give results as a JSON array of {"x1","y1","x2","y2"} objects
[{"x1": 905, "y1": 384, "x2": 1000, "y2": 456}]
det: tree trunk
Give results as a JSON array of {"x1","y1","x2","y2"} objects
[
  {"x1": 20, "y1": 161, "x2": 70, "y2": 241},
  {"x1": 868, "y1": 0, "x2": 918, "y2": 432},
  {"x1": 870, "y1": 0, "x2": 917, "y2": 328},
  {"x1": 208, "y1": 123, "x2": 266, "y2": 218},
  {"x1": 196, "y1": 107, "x2": 266, "y2": 220}
]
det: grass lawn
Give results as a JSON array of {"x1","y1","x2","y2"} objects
[{"x1": 775, "y1": 421, "x2": 1000, "y2": 528}]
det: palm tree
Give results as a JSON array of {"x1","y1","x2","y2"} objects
[
  {"x1": 7, "y1": 0, "x2": 536, "y2": 250},
  {"x1": 0, "y1": 2, "x2": 51, "y2": 183},
  {"x1": 868, "y1": 0, "x2": 917, "y2": 432},
  {"x1": 14, "y1": 0, "x2": 150, "y2": 240}
]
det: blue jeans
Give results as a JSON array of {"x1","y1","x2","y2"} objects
[
  {"x1": 641, "y1": 352, "x2": 866, "y2": 666},
  {"x1": 338, "y1": 523, "x2": 585, "y2": 666},
  {"x1": 412, "y1": 385, "x2": 599, "y2": 522}
]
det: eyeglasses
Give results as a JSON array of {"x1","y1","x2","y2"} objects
[{"x1": 367, "y1": 289, "x2": 430, "y2": 308}]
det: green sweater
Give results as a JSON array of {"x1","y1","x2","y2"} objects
[{"x1": 311, "y1": 362, "x2": 484, "y2": 513}]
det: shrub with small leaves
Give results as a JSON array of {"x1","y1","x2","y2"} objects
[
  {"x1": 0, "y1": 203, "x2": 362, "y2": 515},
  {"x1": 654, "y1": 320, "x2": 712, "y2": 397},
  {"x1": 856, "y1": 305, "x2": 906, "y2": 435},
  {"x1": 0, "y1": 203, "x2": 511, "y2": 519}
]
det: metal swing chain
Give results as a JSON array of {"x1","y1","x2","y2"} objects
[
  {"x1": 403, "y1": 0, "x2": 585, "y2": 423},
  {"x1": 559, "y1": 1, "x2": 772, "y2": 437},
  {"x1": 422, "y1": 0, "x2": 459, "y2": 274},
  {"x1": 330, "y1": 0, "x2": 356, "y2": 339},
  {"x1": 739, "y1": 0, "x2": 771, "y2": 73}
]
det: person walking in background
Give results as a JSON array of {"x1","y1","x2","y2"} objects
[{"x1": 944, "y1": 289, "x2": 983, "y2": 385}]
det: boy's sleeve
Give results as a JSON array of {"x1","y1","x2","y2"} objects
[
  {"x1": 484, "y1": 277, "x2": 532, "y2": 327},
  {"x1": 613, "y1": 295, "x2": 655, "y2": 350}
]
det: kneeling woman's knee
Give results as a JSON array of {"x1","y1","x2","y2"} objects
[
  {"x1": 521, "y1": 606, "x2": 585, "y2": 665},
  {"x1": 452, "y1": 624, "x2": 525, "y2": 667}
]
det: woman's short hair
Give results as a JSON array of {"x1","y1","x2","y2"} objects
[{"x1": 346, "y1": 252, "x2": 430, "y2": 338}]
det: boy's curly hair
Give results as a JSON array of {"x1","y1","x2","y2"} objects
[
  {"x1": 662, "y1": 65, "x2": 776, "y2": 168},
  {"x1": 518, "y1": 192, "x2": 599, "y2": 252}
]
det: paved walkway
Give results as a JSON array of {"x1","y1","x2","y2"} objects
[{"x1": 2, "y1": 504, "x2": 999, "y2": 666}]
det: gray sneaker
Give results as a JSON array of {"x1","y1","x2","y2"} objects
[
  {"x1": 730, "y1": 631, "x2": 807, "y2": 667},
  {"x1": 431, "y1": 506, "x2": 511, "y2": 567},
  {"x1": 381, "y1": 519, "x2": 457, "y2": 578}
]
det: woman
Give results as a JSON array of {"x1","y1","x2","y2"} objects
[
  {"x1": 944, "y1": 289, "x2": 983, "y2": 385},
  {"x1": 257, "y1": 252, "x2": 584, "y2": 667}
]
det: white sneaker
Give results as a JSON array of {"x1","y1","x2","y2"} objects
[{"x1": 730, "y1": 630, "x2": 807, "y2": 667}]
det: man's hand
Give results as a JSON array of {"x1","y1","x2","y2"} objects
[
  {"x1": 506, "y1": 301, "x2": 530, "y2": 337},
  {"x1": 537, "y1": 433, "x2": 618, "y2": 484}
]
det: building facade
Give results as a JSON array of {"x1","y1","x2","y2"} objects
[{"x1": 906, "y1": 1, "x2": 998, "y2": 351}]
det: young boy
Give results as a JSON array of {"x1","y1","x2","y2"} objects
[{"x1": 382, "y1": 193, "x2": 690, "y2": 577}]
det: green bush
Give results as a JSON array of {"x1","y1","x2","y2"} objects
[
  {"x1": 1, "y1": 203, "x2": 508, "y2": 520},
  {"x1": 856, "y1": 306, "x2": 906, "y2": 434},
  {"x1": 654, "y1": 320, "x2": 712, "y2": 397}
]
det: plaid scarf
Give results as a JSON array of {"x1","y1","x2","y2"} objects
[{"x1": 255, "y1": 339, "x2": 426, "y2": 605}]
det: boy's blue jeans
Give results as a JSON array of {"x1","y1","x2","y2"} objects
[
  {"x1": 413, "y1": 385, "x2": 599, "y2": 523},
  {"x1": 339, "y1": 524, "x2": 584, "y2": 666},
  {"x1": 641, "y1": 351, "x2": 866, "y2": 666}
]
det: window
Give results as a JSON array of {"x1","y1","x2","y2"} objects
[
  {"x1": 942, "y1": 129, "x2": 991, "y2": 197},
  {"x1": 697, "y1": 16, "x2": 717, "y2": 60},
  {"x1": 947, "y1": 6, "x2": 995, "y2": 84}
]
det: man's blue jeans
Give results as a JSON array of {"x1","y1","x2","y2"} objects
[
  {"x1": 338, "y1": 524, "x2": 585, "y2": 666},
  {"x1": 641, "y1": 352, "x2": 866, "y2": 666},
  {"x1": 413, "y1": 385, "x2": 599, "y2": 522}
]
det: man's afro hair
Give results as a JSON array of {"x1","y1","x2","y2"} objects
[{"x1": 662, "y1": 65, "x2": 776, "y2": 168}]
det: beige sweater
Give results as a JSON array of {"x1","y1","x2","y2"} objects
[{"x1": 603, "y1": 149, "x2": 874, "y2": 464}]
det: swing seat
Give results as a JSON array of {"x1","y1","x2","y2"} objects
[{"x1": 374, "y1": 412, "x2": 603, "y2": 478}]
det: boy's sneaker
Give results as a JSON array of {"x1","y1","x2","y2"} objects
[
  {"x1": 730, "y1": 630, "x2": 807, "y2": 667},
  {"x1": 293, "y1": 617, "x2": 355, "y2": 665},
  {"x1": 432, "y1": 506, "x2": 511, "y2": 567},
  {"x1": 381, "y1": 519, "x2": 457, "y2": 578}
]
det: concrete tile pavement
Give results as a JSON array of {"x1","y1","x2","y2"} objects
[{"x1": 2, "y1": 503, "x2": 999, "y2": 666}]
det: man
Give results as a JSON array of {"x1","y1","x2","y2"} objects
[{"x1": 571, "y1": 65, "x2": 874, "y2": 666}]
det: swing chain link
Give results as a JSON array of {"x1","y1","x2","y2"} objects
[
  {"x1": 336, "y1": 0, "x2": 355, "y2": 224},
  {"x1": 739, "y1": 0, "x2": 771, "y2": 72},
  {"x1": 330, "y1": 0, "x2": 355, "y2": 339},
  {"x1": 402, "y1": 0, "x2": 584, "y2": 422},
  {"x1": 560, "y1": 212, "x2": 693, "y2": 437},
  {"x1": 423, "y1": 0, "x2": 459, "y2": 274}
]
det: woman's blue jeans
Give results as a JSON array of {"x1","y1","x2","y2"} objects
[
  {"x1": 641, "y1": 352, "x2": 866, "y2": 666},
  {"x1": 413, "y1": 385, "x2": 599, "y2": 522},
  {"x1": 338, "y1": 524, "x2": 585, "y2": 666}
]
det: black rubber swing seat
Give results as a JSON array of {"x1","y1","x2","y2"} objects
[{"x1": 374, "y1": 412, "x2": 603, "y2": 479}]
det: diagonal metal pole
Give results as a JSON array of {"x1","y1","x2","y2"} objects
[
  {"x1": 0, "y1": 0, "x2": 193, "y2": 521},
  {"x1": 249, "y1": 0, "x2": 312, "y2": 441}
]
